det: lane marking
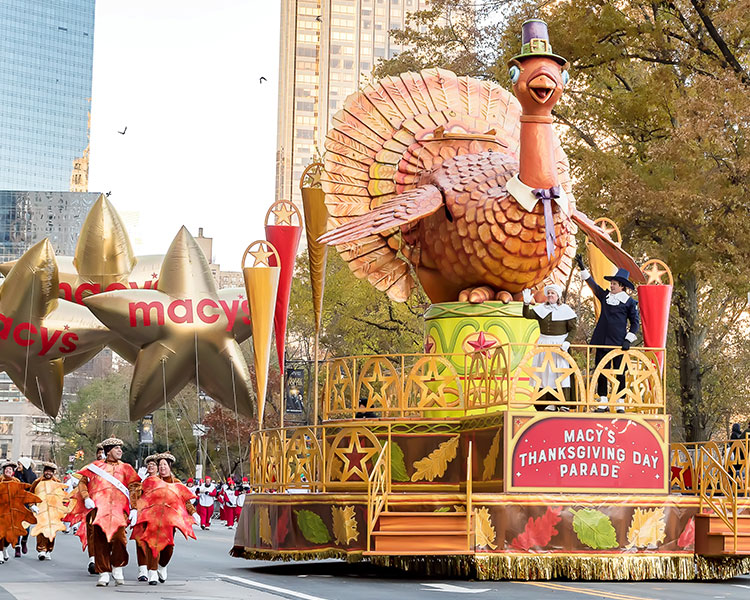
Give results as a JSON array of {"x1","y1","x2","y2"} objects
[
  {"x1": 421, "y1": 582, "x2": 490, "y2": 593},
  {"x1": 518, "y1": 580, "x2": 658, "y2": 600},
  {"x1": 218, "y1": 573, "x2": 329, "y2": 600}
]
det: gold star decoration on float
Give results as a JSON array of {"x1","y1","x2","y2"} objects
[
  {"x1": 0, "y1": 239, "x2": 112, "y2": 417},
  {"x1": 268, "y1": 201, "x2": 298, "y2": 226},
  {"x1": 331, "y1": 431, "x2": 380, "y2": 482},
  {"x1": 641, "y1": 259, "x2": 673, "y2": 286},
  {"x1": 83, "y1": 227, "x2": 255, "y2": 421}
]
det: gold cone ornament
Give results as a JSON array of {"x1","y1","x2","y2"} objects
[
  {"x1": 300, "y1": 162, "x2": 329, "y2": 333},
  {"x1": 586, "y1": 217, "x2": 620, "y2": 319},
  {"x1": 0, "y1": 239, "x2": 112, "y2": 416},
  {"x1": 83, "y1": 227, "x2": 254, "y2": 420},
  {"x1": 242, "y1": 240, "x2": 280, "y2": 426}
]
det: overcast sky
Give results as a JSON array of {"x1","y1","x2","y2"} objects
[{"x1": 88, "y1": 1, "x2": 280, "y2": 271}]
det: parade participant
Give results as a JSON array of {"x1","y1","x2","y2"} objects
[
  {"x1": 576, "y1": 256, "x2": 640, "y2": 412},
  {"x1": 76, "y1": 437, "x2": 140, "y2": 586},
  {"x1": 83, "y1": 444, "x2": 106, "y2": 574},
  {"x1": 196, "y1": 476, "x2": 217, "y2": 530},
  {"x1": 134, "y1": 455, "x2": 159, "y2": 582},
  {"x1": 29, "y1": 462, "x2": 69, "y2": 560},
  {"x1": 12, "y1": 457, "x2": 36, "y2": 558},
  {"x1": 521, "y1": 284, "x2": 578, "y2": 411},
  {"x1": 217, "y1": 479, "x2": 228, "y2": 524},
  {"x1": 131, "y1": 452, "x2": 199, "y2": 585},
  {"x1": 219, "y1": 479, "x2": 239, "y2": 528},
  {"x1": 0, "y1": 461, "x2": 40, "y2": 565},
  {"x1": 186, "y1": 477, "x2": 197, "y2": 504}
]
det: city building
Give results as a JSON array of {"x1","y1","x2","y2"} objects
[
  {"x1": 0, "y1": 0, "x2": 96, "y2": 191},
  {"x1": 193, "y1": 227, "x2": 244, "y2": 289},
  {"x1": 275, "y1": 0, "x2": 432, "y2": 209}
]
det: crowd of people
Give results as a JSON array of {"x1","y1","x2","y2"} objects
[{"x1": 0, "y1": 438, "x2": 250, "y2": 586}]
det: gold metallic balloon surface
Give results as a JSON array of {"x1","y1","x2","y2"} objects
[
  {"x1": 83, "y1": 227, "x2": 255, "y2": 421},
  {"x1": 242, "y1": 241, "x2": 280, "y2": 427},
  {"x1": 0, "y1": 239, "x2": 112, "y2": 417}
]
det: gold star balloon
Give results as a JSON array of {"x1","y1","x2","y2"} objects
[
  {"x1": 0, "y1": 195, "x2": 252, "y2": 362},
  {"x1": 0, "y1": 239, "x2": 112, "y2": 417},
  {"x1": 83, "y1": 227, "x2": 254, "y2": 421}
]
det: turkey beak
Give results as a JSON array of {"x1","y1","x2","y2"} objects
[{"x1": 527, "y1": 73, "x2": 557, "y2": 104}]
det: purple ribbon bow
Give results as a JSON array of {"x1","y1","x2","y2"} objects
[{"x1": 532, "y1": 185, "x2": 561, "y2": 260}]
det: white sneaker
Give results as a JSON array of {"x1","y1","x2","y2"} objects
[
  {"x1": 44, "y1": 552, "x2": 51, "y2": 560},
  {"x1": 138, "y1": 565, "x2": 148, "y2": 582},
  {"x1": 2, "y1": 547, "x2": 10, "y2": 561},
  {"x1": 615, "y1": 398, "x2": 626, "y2": 413},
  {"x1": 148, "y1": 570, "x2": 158, "y2": 585},
  {"x1": 0, "y1": 555, "x2": 5, "y2": 564},
  {"x1": 97, "y1": 573, "x2": 110, "y2": 587},
  {"x1": 543, "y1": 405, "x2": 557, "y2": 412},
  {"x1": 157, "y1": 565, "x2": 167, "y2": 583},
  {"x1": 112, "y1": 566, "x2": 124, "y2": 585},
  {"x1": 38, "y1": 551, "x2": 45, "y2": 561},
  {"x1": 594, "y1": 396, "x2": 609, "y2": 412}
]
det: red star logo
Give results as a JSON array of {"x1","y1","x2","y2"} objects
[
  {"x1": 151, "y1": 272, "x2": 158, "y2": 279},
  {"x1": 467, "y1": 331, "x2": 496, "y2": 354},
  {"x1": 424, "y1": 338, "x2": 435, "y2": 353},
  {"x1": 238, "y1": 294, "x2": 244, "y2": 300},
  {"x1": 63, "y1": 324, "x2": 70, "y2": 331}
]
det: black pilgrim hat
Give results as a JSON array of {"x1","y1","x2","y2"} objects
[{"x1": 604, "y1": 268, "x2": 635, "y2": 290}]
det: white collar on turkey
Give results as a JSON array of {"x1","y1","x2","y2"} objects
[
  {"x1": 606, "y1": 291, "x2": 630, "y2": 305},
  {"x1": 532, "y1": 303, "x2": 576, "y2": 321},
  {"x1": 506, "y1": 174, "x2": 570, "y2": 215}
]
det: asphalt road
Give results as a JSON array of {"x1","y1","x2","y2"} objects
[{"x1": 0, "y1": 522, "x2": 749, "y2": 599}]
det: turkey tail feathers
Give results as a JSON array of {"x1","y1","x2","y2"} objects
[
  {"x1": 571, "y1": 210, "x2": 646, "y2": 284},
  {"x1": 318, "y1": 185, "x2": 444, "y2": 246}
]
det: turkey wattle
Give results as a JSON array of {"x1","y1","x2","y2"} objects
[{"x1": 319, "y1": 25, "x2": 643, "y2": 304}]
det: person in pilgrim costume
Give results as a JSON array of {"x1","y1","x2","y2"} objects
[
  {"x1": 576, "y1": 255, "x2": 640, "y2": 412},
  {"x1": 521, "y1": 284, "x2": 578, "y2": 411}
]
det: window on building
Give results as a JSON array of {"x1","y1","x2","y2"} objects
[
  {"x1": 0, "y1": 443, "x2": 8, "y2": 460},
  {"x1": 296, "y1": 101, "x2": 315, "y2": 111},
  {"x1": 0, "y1": 417, "x2": 12, "y2": 434},
  {"x1": 31, "y1": 444, "x2": 50, "y2": 461},
  {"x1": 344, "y1": 60, "x2": 354, "y2": 69},
  {"x1": 296, "y1": 129, "x2": 314, "y2": 139}
]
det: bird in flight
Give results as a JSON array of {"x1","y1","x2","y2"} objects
[
  {"x1": 259, "y1": 76, "x2": 267, "y2": 83},
  {"x1": 118, "y1": 126, "x2": 127, "y2": 135},
  {"x1": 105, "y1": 191, "x2": 112, "y2": 197},
  {"x1": 315, "y1": 15, "x2": 322, "y2": 21}
]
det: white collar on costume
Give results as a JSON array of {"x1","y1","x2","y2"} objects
[
  {"x1": 505, "y1": 174, "x2": 570, "y2": 215},
  {"x1": 532, "y1": 302, "x2": 576, "y2": 321},
  {"x1": 605, "y1": 291, "x2": 630, "y2": 305}
]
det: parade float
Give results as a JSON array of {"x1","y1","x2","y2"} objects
[{"x1": 229, "y1": 21, "x2": 750, "y2": 581}]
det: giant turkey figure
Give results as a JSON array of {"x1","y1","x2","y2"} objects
[{"x1": 319, "y1": 20, "x2": 643, "y2": 303}]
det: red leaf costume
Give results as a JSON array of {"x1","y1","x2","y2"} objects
[
  {"x1": 0, "y1": 477, "x2": 41, "y2": 546},
  {"x1": 131, "y1": 476, "x2": 196, "y2": 557},
  {"x1": 511, "y1": 506, "x2": 563, "y2": 551},
  {"x1": 77, "y1": 460, "x2": 139, "y2": 541},
  {"x1": 63, "y1": 483, "x2": 92, "y2": 550}
]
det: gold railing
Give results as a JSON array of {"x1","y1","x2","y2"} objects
[
  {"x1": 466, "y1": 440, "x2": 473, "y2": 552},
  {"x1": 367, "y1": 441, "x2": 390, "y2": 553},
  {"x1": 322, "y1": 344, "x2": 666, "y2": 419},
  {"x1": 249, "y1": 421, "x2": 464, "y2": 493},
  {"x1": 670, "y1": 438, "x2": 750, "y2": 495},
  {"x1": 698, "y1": 446, "x2": 738, "y2": 552}
]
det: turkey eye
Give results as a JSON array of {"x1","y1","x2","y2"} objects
[
  {"x1": 562, "y1": 70, "x2": 570, "y2": 86},
  {"x1": 509, "y1": 65, "x2": 520, "y2": 84}
]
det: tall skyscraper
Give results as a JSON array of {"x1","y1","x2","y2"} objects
[
  {"x1": 276, "y1": 0, "x2": 432, "y2": 208},
  {"x1": 0, "y1": 0, "x2": 96, "y2": 191}
]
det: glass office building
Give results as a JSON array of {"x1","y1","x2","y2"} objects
[{"x1": 0, "y1": 0, "x2": 96, "y2": 190}]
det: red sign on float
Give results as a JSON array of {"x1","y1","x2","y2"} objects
[{"x1": 506, "y1": 414, "x2": 668, "y2": 493}]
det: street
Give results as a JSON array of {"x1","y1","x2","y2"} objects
[{"x1": 1, "y1": 524, "x2": 749, "y2": 599}]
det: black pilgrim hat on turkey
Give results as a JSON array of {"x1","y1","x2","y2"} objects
[{"x1": 604, "y1": 268, "x2": 636, "y2": 290}]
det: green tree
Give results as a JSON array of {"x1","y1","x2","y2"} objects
[{"x1": 374, "y1": 0, "x2": 750, "y2": 440}]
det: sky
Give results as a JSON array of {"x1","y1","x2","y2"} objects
[{"x1": 88, "y1": 0, "x2": 281, "y2": 271}]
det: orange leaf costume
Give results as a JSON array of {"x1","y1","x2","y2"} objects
[
  {"x1": 63, "y1": 481, "x2": 93, "y2": 550},
  {"x1": 0, "y1": 477, "x2": 41, "y2": 547},
  {"x1": 131, "y1": 476, "x2": 196, "y2": 557},
  {"x1": 77, "y1": 460, "x2": 139, "y2": 541}
]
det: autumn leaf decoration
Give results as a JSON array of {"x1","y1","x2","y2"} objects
[
  {"x1": 332, "y1": 505, "x2": 359, "y2": 545},
  {"x1": 677, "y1": 517, "x2": 695, "y2": 549},
  {"x1": 132, "y1": 477, "x2": 197, "y2": 558},
  {"x1": 390, "y1": 441, "x2": 409, "y2": 482},
  {"x1": 274, "y1": 507, "x2": 290, "y2": 546},
  {"x1": 569, "y1": 507, "x2": 618, "y2": 550},
  {"x1": 482, "y1": 429, "x2": 501, "y2": 481},
  {"x1": 0, "y1": 481, "x2": 41, "y2": 547},
  {"x1": 259, "y1": 507, "x2": 273, "y2": 546},
  {"x1": 511, "y1": 506, "x2": 562, "y2": 551},
  {"x1": 295, "y1": 509, "x2": 331, "y2": 544},
  {"x1": 411, "y1": 435, "x2": 460, "y2": 482},
  {"x1": 474, "y1": 507, "x2": 498, "y2": 550},
  {"x1": 29, "y1": 480, "x2": 72, "y2": 542},
  {"x1": 627, "y1": 507, "x2": 666, "y2": 549}
]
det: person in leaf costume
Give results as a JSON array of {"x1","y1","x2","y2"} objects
[
  {"x1": 75, "y1": 437, "x2": 140, "y2": 587},
  {"x1": 12, "y1": 457, "x2": 36, "y2": 558},
  {"x1": 29, "y1": 462, "x2": 70, "y2": 560},
  {"x1": 133, "y1": 454, "x2": 159, "y2": 583},
  {"x1": 0, "y1": 460, "x2": 41, "y2": 565},
  {"x1": 131, "y1": 452, "x2": 199, "y2": 585}
]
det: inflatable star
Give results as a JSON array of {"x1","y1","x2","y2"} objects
[
  {"x1": 0, "y1": 195, "x2": 252, "y2": 362},
  {"x1": 0, "y1": 239, "x2": 112, "y2": 416},
  {"x1": 84, "y1": 227, "x2": 254, "y2": 420}
]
